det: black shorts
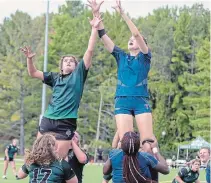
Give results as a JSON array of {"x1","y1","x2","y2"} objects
[
  {"x1": 39, "y1": 116, "x2": 77, "y2": 140},
  {"x1": 98, "y1": 156, "x2": 103, "y2": 161},
  {"x1": 4, "y1": 156, "x2": 14, "y2": 161}
]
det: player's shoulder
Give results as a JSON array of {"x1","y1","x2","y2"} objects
[
  {"x1": 180, "y1": 166, "x2": 190, "y2": 175},
  {"x1": 6, "y1": 144, "x2": 12, "y2": 149},
  {"x1": 109, "y1": 149, "x2": 123, "y2": 159},
  {"x1": 57, "y1": 159, "x2": 70, "y2": 168}
]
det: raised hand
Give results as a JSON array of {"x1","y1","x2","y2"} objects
[
  {"x1": 20, "y1": 46, "x2": 36, "y2": 59},
  {"x1": 89, "y1": 15, "x2": 103, "y2": 28},
  {"x1": 86, "y1": 0, "x2": 104, "y2": 15},
  {"x1": 112, "y1": 0, "x2": 124, "y2": 14}
]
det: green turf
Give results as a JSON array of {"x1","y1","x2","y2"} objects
[{"x1": 0, "y1": 161, "x2": 206, "y2": 183}]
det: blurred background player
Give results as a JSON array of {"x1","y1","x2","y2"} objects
[
  {"x1": 199, "y1": 147, "x2": 210, "y2": 183},
  {"x1": 2, "y1": 138, "x2": 19, "y2": 179},
  {"x1": 172, "y1": 159, "x2": 201, "y2": 183},
  {"x1": 97, "y1": 146, "x2": 104, "y2": 165}
]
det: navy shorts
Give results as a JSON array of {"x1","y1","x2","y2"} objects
[
  {"x1": 114, "y1": 96, "x2": 151, "y2": 116},
  {"x1": 39, "y1": 116, "x2": 77, "y2": 140}
]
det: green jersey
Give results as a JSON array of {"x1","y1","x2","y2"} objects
[
  {"x1": 172, "y1": 167, "x2": 199, "y2": 183},
  {"x1": 43, "y1": 60, "x2": 88, "y2": 119},
  {"x1": 22, "y1": 160, "x2": 75, "y2": 183},
  {"x1": 6, "y1": 144, "x2": 18, "y2": 158}
]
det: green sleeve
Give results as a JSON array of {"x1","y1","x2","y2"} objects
[
  {"x1": 21, "y1": 164, "x2": 29, "y2": 174},
  {"x1": 178, "y1": 167, "x2": 189, "y2": 178},
  {"x1": 103, "y1": 173, "x2": 112, "y2": 181},
  {"x1": 43, "y1": 72, "x2": 59, "y2": 87},
  {"x1": 76, "y1": 60, "x2": 88, "y2": 83}
]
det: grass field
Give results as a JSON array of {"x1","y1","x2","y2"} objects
[{"x1": 0, "y1": 161, "x2": 206, "y2": 183}]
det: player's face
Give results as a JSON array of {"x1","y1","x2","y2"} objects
[
  {"x1": 199, "y1": 149, "x2": 210, "y2": 163},
  {"x1": 128, "y1": 36, "x2": 139, "y2": 51},
  {"x1": 62, "y1": 56, "x2": 77, "y2": 74},
  {"x1": 191, "y1": 161, "x2": 200, "y2": 172},
  {"x1": 12, "y1": 139, "x2": 17, "y2": 146}
]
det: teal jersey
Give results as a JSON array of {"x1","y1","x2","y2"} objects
[
  {"x1": 111, "y1": 46, "x2": 151, "y2": 97},
  {"x1": 22, "y1": 160, "x2": 75, "y2": 183},
  {"x1": 172, "y1": 167, "x2": 199, "y2": 183},
  {"x1": 6, "y1": 144, "x2": 18, "y2": 158},
  {"x1": 43, "y1": 60, "x2": 88, "y2": 119}
]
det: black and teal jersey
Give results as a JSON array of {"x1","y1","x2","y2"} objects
[
  {"x1": 22, "y1": 159, "x2": 75, "y2": 183},
  {"x1": 6, "y1": 144, "x2": 18, "y2": 158},
  {"x1": 172, "y1": 167, "x2": 199, "y2": 183},
  {"x1": 43, "y1": 60, "x2": 88, "y2": 119}
]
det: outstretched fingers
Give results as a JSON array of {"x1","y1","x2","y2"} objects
[
  {"x1": 20, "y1": 46, "x2": 36, "y2": 58},
  {"x1": 20, "y1": 46, "x2": 28, "y2": 54},
  {"x1": 116, "y1": 0, "x2": 121, "y2": 8},
  {"x1": 111, "y1": 5, "x2": 119, "y2": 13},
  {"x1": 99, "y1": 0, "x2": 104, "y2": 6},
  {"x1": 86, "y1": 0, "x2": 104, "y2": 13},
  {"x1": 86, "y1": 3, "x2": 91, "y2": 8}
]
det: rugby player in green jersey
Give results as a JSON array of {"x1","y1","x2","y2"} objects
[
  {"x1": 20, "y1": 15, "x2": 102, "y2": 159},
  {"x1": 2, "y1": 139, "x2": 19, "y2": 179},
  {"x1": 17, "y1": 134, "x2": 78, "y2": 183},
  {"x1": 172, "y1": 159, "x2": 201, "y2": 183}
]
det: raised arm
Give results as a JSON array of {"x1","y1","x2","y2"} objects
[
  {"x1": 103, "y1": 159, "x2": 112, "y2": 175},
  {"x1": 20, "y1": 46, "x2": 44, "y2": 80},
  {"x1": 150, "y1": 136, "x2": 170, "y2": 175},
  {"x1": 152, "y1": 151, "x2": 170, "y2": 175},
  {"x1": 71, "y1": 140, "x2": 88, "y2": 164},
  {"x1": 87, "y1": 0, "x2": 115, "y2": 53},
  {"x1": 113, "y1": 0, "x2": 148, "y2": 54},
  {"x1": 83, "y1": 16, "x2": 102, "y2": 69}
]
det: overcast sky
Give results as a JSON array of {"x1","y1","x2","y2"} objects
[{"x1": 0, "y1": 0, "x2": 210, "y2": 24}]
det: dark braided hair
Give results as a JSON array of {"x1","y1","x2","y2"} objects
[{"x1": 121, "y1": 132, "x2": 157, "y2": 183}]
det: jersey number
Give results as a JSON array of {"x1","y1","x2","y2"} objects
[{"x1": 31, "y1": 168, "x2": 52, "y2": 183}]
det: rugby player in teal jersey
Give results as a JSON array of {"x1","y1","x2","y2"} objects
[{"x1": 87, "y1": 0, "x2": 154, "y2": 153}]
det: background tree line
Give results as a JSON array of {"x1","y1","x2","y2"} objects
[{"x1": 0, "y1": 1, "x2": 210, "y2": 157}]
